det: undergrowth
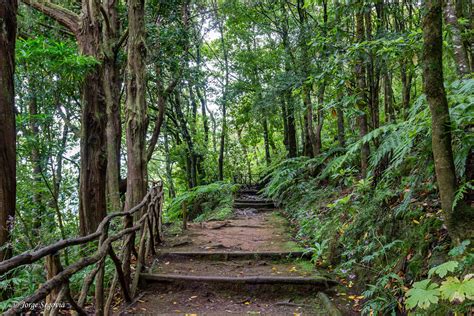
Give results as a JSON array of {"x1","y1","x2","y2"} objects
[
  {"x1": 165, "y1": 182, "x2": 239, "y2": 222},
  {"x1": 262, "y1": 79, "x2": 474, "y2": 315}
]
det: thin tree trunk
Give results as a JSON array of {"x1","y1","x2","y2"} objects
[
  {"x1": 263, "y1": 119, "x2": 271, "y2": 166},
  {"x1": 195, "y1": 42, "x2": 209, "y2": 144},
  {"x1": 444, "y1": 0, "x2": 471, "y2": 77},
  {"x1": 173, "y1": 93, "x2": 197, "y2": 188},
  {"x1": 384, "y1": 70, "x2": 396, "y2": 123},
  {"x1": 355, "y1": 4, "x2": 370, "y2": 178},
  {"x1": 163, "y1": 122, "x2": 176, "y2": 198},
  {"x1": 215, "y1": 0, "x2": 229, "y2": 181},
  {"x1": 27, "y1": 80, "x2": 45, "y2": 235},
  {"x1": 298, "y1": 0, "x2": 317, "y2": 157},
  {"x1": 279, "y1": 2, "x2": 297, "y2": 158},
  {"x1": 336, "y1": 107, "x2": 345, "y2": 147},
  {"x1": 286, "y1": 92, "x2": 298, "y2": 157},
  {"x1": 0, "y1": 0, "x2": 17, "y2": 263}
]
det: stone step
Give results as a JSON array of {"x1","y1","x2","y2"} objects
[
  {"x1": 156, "y1": 251, "x2": 311, "y2": 260},
  {"x1": 234, "y1": 202, "x2": 275, "y2": 209},
  {"x1": 234, "y1": 199, "x2": 274, "y2": 204},
  {"x1": 140, "y1": 273, "x2": 337, "y2": 288}
]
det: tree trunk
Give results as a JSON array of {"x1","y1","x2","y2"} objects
[
  {"x1": 444, "y1": 0, "x2": 471, "y2": 77},
  {"x1": 355, "y1": 4, "x2": 370, "y2": 178},
  {"x1": 216, "y1": 0, "x2": 229, "y2": 181},
  {"x1": 0, "y1": 0, "x2": 17, "y2": 262},
  {"x1": 27, "y1": 80, "x2": 45, "y2": 235},
  {"x1": 280, "y1": 3, "x2": 298, "y2": 158},
  {"x1": 384, "y1": 70, "x2": 396, "y2": 123},
  {"x1": 400, "y1": 58, "x2": 413, "y2": 119},
  {"x1": 122, "y1": 0, "x2": 147, "y2": 296},
  {"x1": 286, "y1": 93, "x2": 298, "y2": 158},
  {"x1": 298, "y1": 0, "x2": 317, "y2": 158},
  {"x1": 164, "y1": 122, "x2": 176, "y2": 198},
  {"x1": 22, "y1": 1, "x2": 113, "y2": 236},
  {"x1": 77, "y1": 24, "x2": 108, "y2": 236},
  {"x1": 263, "y1": 119, "x2": 271, "y2": 166},
  {"x1": 336, "y1": 107, "x2": 345, "y2": 147},
  {"x1": 422, "y1": 0, "x2": 474, "y2": 241},
  {"x1": 103, "y1": 0, "x2": 122, "y2": 213},
  {"x1": 124, "y1": 0, "x2": 147, "y2": 211},
  {"x1": 195, "y1": 43, "x2": 209, "y2": 144},
  {"x1": 173, "y1": 93, "x2": 197, "y2": 188}
]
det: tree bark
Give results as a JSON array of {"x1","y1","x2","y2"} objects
[
  {"x1": 214, "y1": 2, "x2": 229, "y2": 181},
  {"x1": 280, "y1": 3, "x2": 298, "y2": 158},
  {"x1": 215, "y1": 0, "x2": 229, "y2": 181},
  {"x1": 263, "y1": 119, "x2": 271, "y2": 166},
  {"x1": 22, "y1": 0, "x2": 114, "y2": 236},
  {"x1": 173, "y1": 93, "x2": 197, "y2": 188},
  {"x1": 422, "y1": 0, "x2": 474, "y2": 241},
  {"x1": 124, "y1": 0, "x2": 147, "y2": 211},
  {"x1": 103, "y1": 0, "x2": 122, "y2": 213},
  {"x1": 298, "y1": 0, "x2": 317, "y2": 158},
  {"x1": 77, "y1": 16, "x2": 108, "y2": 235},
  {"x1": 163, "y1": 122, "x2": 176, "y2": 198},
  {"x1": 0, "y1": 0, "x2": 17, "y2": 262},
  {"x1": 122, "y1": 0, "x2": 147, "y2": 294},
  {"x1": 27, "y1": 79, "x2": 45, "y2": 235},
  {"x1": 355, "y1": 4, "x2": 370, "y2": 178},
  {"x1": 336, "y1": 107, "x2": 345, "y2": 147},
  {"x1": 444, "y1": 0, "x2": 471, "y2": 77}
]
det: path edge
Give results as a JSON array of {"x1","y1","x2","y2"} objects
[{"x1": 317, "y1": 292, "x2": 342, "y2": 316}]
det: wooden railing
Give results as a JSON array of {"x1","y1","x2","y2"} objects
[{"x1": 0, "y1": 182, "x2": 164, "y2": 315}]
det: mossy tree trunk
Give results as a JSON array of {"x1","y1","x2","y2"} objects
[{"x1": 422, "y1": 0, "x2": 474, "y2": 241}]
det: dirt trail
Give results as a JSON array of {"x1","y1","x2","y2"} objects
[{"x1": 121, "y1": 189, "x2": 344, "y2": 315}]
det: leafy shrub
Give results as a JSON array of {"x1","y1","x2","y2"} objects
[{"x1": 165, "y1": 182, "x2": 239, "y2": 222}]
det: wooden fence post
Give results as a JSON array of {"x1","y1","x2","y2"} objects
[
  {"x1": 131, "y1": 218, "x2": 148, "y2": 297},
  {"x1": 45, "y1": 253, "x2": 62, "y2": 316}
]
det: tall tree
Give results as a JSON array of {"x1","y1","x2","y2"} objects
[
  {"x1": 444, "y1": 0, "x2": 470, "y2": 77},
  {"x1": 297, "y1": 0, "x2": 318, "y2": 157},
  {"x1": 215, "y1": 0, "x2": 230, "y2": 181},
  {"x1": 0, "y1": 0, "x2": 18, "y2": 262},
  {"x1": 124, "y1": 0, "x2": 148, "y2": 213},
  {"x1": 422, "y1": 0, "x2": 473, "y2": 241},
  {"x1": 22, "y1": 0, "x2": 124, "y2": 235},
  {"x1": 355, "y1": 2, "x2": 370, "y2": 178}
]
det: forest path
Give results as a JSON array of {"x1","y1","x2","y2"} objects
[{"x1": 124, "y1": 188, "x2": 344, "y2": 315}]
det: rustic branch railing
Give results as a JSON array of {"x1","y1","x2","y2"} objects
[{"x1": 0, "y1": 182, "x2": 164, "y2": 316}]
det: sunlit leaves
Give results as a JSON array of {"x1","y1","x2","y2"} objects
[
  {"x1": 439, "y1": 275, "x2": 474, "y2": 303},
  {"x1": 428, "y1": 261, "x2": 459, "y2": 278},
  {"x1": 405, "y1": 280, "x2": 440, "y2": 309},
  {"x1": 17, "y1": 37, "x2": 99, "y2": 81}
]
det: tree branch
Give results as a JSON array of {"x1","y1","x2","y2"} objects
[{"x1": 22, "y1": 0, "x2": 80, "y2": 34}]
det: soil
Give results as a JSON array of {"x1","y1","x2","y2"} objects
[
  {"x1": 117, "y1": 191, "x2": 357, "y2": 315},
  {"x1": 160, "y1": 211, "x2": 301, "y2": 253}
]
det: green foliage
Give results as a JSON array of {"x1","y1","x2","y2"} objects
[
  {"x1": 405, "y1": 280, "x2": 440, "y2": 310},
  {"x1": 17, "y1": 37, "x2": 99, "y2": 79},
  {"x1": 428, "y1": 261, "x2": 459, "y2": 278},
  {"x1": 440, "y1": 275, "x2": 474, "y2": 303},
  {"x1": 165, "y1": 182, "x2": 239, "y2": 222}
]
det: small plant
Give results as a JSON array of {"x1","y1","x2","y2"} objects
[
  {"x1": 404, "y1": 241, "x2": 474, "y2": 314},
  {"x1": 305, "y1": 239, "x2": 330, "y2": 263}
]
